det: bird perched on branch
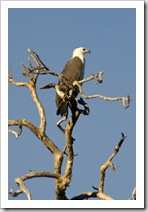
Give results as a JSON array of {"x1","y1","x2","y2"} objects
[
  {"x1": 55, "y1": 47, "x2": 91, "y2": 125},
  {"x1": 40, "y1": 47, "x2": 91, "y2": 128}
]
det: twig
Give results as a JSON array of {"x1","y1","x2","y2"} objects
[
  {"x1": 28, "y1": 49, "x2": 59, "y2": 77},
  {"x1": 99, "y1": 133, "x2": 126, "y2": 193},
  {"x1": 9, "y1": 188, "x2": 23, "y2": 197},
  {"x1": 8, "y1": 119, "x2": 61, "y2": 155},
  {"x1": 73, "y1": 80, "x2": 130, "y2": 109},
  {"x1": 131, "y1": 187, "x2": 136, "y2": 200},
  {"x1": 9, "y1": 65, "x2": 46, "y2": 133},
  {"x1": 71, "y1": 191, "x2": 114, "y2": 200},
  {"x1": 40, "y1": 72, "x2": 130, "y2": 109},
  {"x1": 129, "y1": 187, "x2": 136, "y2": 200},
  {"x1": 19, "y1": 171, "x2": 60, "y2": 181},
  {"x1": 20, "y1": 63, "x2": 32, "y2": 81},
  {"x1": 8, "y1": 72, "x2": 29, "y2": 87},
  {"x1": 28, "y1": 49, "x2": 39, "y2": 67},
  {"x1": 78, "y1": 72, "x2": 103, "y2": 84},
  {"x1": 71, "y1": 133, "x2": 126, "y2": 200},
  {"x1": 14, "y1": 177, "x2": 32, "y2": 200},
  {"x1": 71, "y1": 192, "x2": 98, "y2": 200},
  {"x1": 94, "y1": 72, "x2": 104, "y2": 84},
  {"x1": 8, "y1": 125, "x2": 22, "y2": 138},
  {"x1": 9, "y1": 171, "x2": 61, "y2": 199},
  {"x1": 97, "y1": 192, "x2": 114, "y2": 200}
]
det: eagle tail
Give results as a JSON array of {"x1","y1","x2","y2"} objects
[{"x1": 56, "y1": 94, "x2": 69, "y2": 116}]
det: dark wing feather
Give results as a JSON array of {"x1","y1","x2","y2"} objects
[{"x1": 56, "y1": 57, "x2": 84, "y2": 116}]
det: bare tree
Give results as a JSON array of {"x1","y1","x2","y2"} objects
[{"x1": 8, "y1": 49, "x2": 135, "y2": 200}]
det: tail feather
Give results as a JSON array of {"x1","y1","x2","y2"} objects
[{"x1": 56, "y1": 94, "x2": 68, "y2": 116}]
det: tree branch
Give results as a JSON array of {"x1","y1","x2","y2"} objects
[
  {"x1": 21, "y1": 170, "x2": 61, "y2": 180},
  {"x1": 71, "y1": 192, "x2": 98, "y2": 200},
  {"x1": 129, "y1": 187, "x2": 136, "y2": 200},
  {"x1": 71, "y1": 191, "x2": 114, "y2": 200},
  {"x1": 28, "y1": 49, "x2": 59, "y2": 77},
  {"x1": 8, "y1": 125, "x2": 22, "y2": 138},
  {"x1": 9, "y1": 171, "x2": 60, "y2": 200},
  {"x1": 64, "y1": 110, "x2": 80, "y2": 179},
  {"x1": 29, "y1": 83, "x2": 46, "y2": 133},
  {"x1": 79, "y1": 72, "x2": 104, "y2": 84},
  {"x1": 73, "y1": 80, "x2": 130, "y2": 109},
  {"x1": 54, "y1": 110, "x2": 81, "y2": 200},
  {"x1": 14, "y1": 177, "x2": 32, "y2": 200},
  {"x1": 98, "y1": 133, "x2": 126, "y2": 194},
  {"x1": 9, "y1": 188, "x2": 23, "y2": 197},
  {"x1": 40, "y1": 73, "x2": 130, "y2": 110},
  {"x1": 8, "y1": 72, "x2": 29, "y2": 87},
  {"x1": 71, "y1": 133, "x2": 126, "y2": 200},
  {"x1": 97, "y1": 192, "x2": 114, "y2": 200},
  {"x1": 9, "y1": 53, "x2": 46, "y2": 133},
  {"x1": 8, "y1": 119, "x2": 61, "y2": 155},
  {"x1": 8, "y1": 50, "x2": 65, "y2": 200}
]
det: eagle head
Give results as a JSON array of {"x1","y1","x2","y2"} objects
[{"x1": 72, "y1": 47, "x2": 91, "y2": 62}]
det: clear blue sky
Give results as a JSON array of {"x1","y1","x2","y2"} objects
[{"x1": 8, "y1": 8, "x2": 136, "y2": 200}]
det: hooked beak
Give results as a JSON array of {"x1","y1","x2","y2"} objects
[{"x1": 86, "y1": 49, "x2": 91, "y2": 54}]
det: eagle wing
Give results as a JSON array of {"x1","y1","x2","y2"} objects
[{"x1": 56, "y1": 56, "x2": 84, "y2": 116}]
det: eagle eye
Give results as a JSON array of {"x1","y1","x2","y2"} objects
[{"x1": 83, "y1": 48, "x2": 86, "y2": 51}]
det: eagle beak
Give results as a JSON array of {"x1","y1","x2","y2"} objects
[{"x1": 87, "y1": 49, "x2": 91, "y2": 54}]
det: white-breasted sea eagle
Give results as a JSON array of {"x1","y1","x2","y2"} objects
[
  {"x1": 56, "y1": 47, "x2": 91, "y2": 124},
  {"x1": 40, "y1": 47, "x2": 91, "y2": 126}
]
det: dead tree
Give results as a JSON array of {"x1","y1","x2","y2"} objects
[{"x1": 8, "y1": 49, "x2": 135, "y2": 200}]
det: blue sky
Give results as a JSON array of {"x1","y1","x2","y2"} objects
[{"x1": 8, "y1": 7, "x2": 136, "y2": 201}]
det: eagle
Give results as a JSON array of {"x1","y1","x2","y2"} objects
[
  {"x1": 41, "y1": 47, "x2": 91, "y2": 126},
  {"x1": 55, "y1": 47, "x2": 91, "y2": 125}
]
